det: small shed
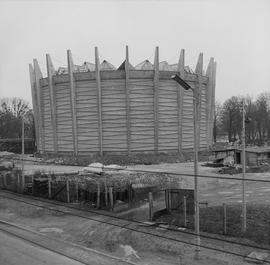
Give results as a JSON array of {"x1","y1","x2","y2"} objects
[
  {"x1": 235, "y1": 147, "x2": 270, "y2": 166},
  {"x1": 212, "y1": 148, "x2": 237, "y2": 166},
  {"x1": 212, "y1": 146, "x2": 270, "y2": 167}
]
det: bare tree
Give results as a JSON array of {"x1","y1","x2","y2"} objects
[
  {"x1": 213, "y1": 100, "x2": 222, "y2": 142},
  {"x1": 218, "y1": 93, "x2": 270, "y2": 145},
  {"x1": 245, "y1": 96, "x2": 257, "y2": 143},
  {"x1": 0, "y1": 97, "x2": 30, "y2": 118},
  {"x1": 221, "y1": 96, "x2": 242, "y2": 142},
  {"x1": 0, "y1": 97, "x2": 33, "y2": 139},
  {"x1": 255, "y1": 92, "x2": 270, "y2": 144}
]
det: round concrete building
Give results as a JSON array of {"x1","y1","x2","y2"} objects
[{"x1": 29, "y1": 46, "x2": 216, "y2": 156}]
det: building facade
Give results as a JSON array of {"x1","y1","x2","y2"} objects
[{"x1": 29, "y1": 46, "x2": 216, "y2": 155}]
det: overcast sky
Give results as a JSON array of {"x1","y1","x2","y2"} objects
[{"x1": 0, "y1": 0, "x2": 269, "y2": 105}]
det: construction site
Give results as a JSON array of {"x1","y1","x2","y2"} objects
[{"x1": 1, "y1": 46, "x2": 270, "y2": 265}]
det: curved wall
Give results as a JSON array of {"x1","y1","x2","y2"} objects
[{"x1": 29, "y1": 47, "x2": 216, "y2": 155}]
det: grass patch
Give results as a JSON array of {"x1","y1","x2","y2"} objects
[{"x1": 156, "y1": 204, "x2": 270, "y2": 245}]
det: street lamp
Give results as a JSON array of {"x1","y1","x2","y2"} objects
[
  {"x1": 21, "y1": 116, "x2": 25, "y2": 193},
  {"x1": 241, "y1": 101, "x2": 251, "y2": 233},
  {"x1": 171, "y1": 74, "x2": 200, "y2": 257},
  {"x1": 171, "y1": 74, "x2": 191, "y2": 90}
]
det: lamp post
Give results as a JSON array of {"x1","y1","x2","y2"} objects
[
  {"x1": 21, "y1": 116, "x2": 25, "y2": 193},
  {"x1": 241, "y1": 99, "x2": 252, "y2": 234},
  {"x1": 241, "y1": 101, "x2": 252, "y2": 233},
  {"x1": 171, "y1": 74, "x2": 200, "y2": 257},
  {"x1": 241, "y1": 100, "x2": 246, "y2": 233}
]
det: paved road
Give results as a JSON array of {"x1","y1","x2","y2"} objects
[{"x1": 0, "y1": 230, "x2": 84, "y2": 265}]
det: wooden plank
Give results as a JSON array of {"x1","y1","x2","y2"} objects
[
  {"x1": 109, "y1": 187, "x2": 114, "y2": 211},
  {"x1": 211, "y1": 61, "x2": 217, "y2": 146},
  {"x1": 75, "y1": 79, "x2": 99, "y2": 152},
  {"x1": 125, "y1": 46, "x2": 131, "y2": 153},
  {"x1": 75, "y1": 181, "x2": 79, "y2": 203},
  {"x1": 46, "y1": 54, "x2": 58, "y2": 153},
  {"x1": 195, "y1": 53, "x2": 203, "y2": 149},
  {"x1": 154, "y1": 47, "x2": 159, "y2": 153},
  {"x1": 223, "y1": 203, "x2": 227, "y2": 235},
  {"x1": 29, "y1": 64, "x2": 40, "y2": 152},
  {"x1": 149, "y1": 192, "x2": 153, "y2": 221},
  {"x1": 200, "y1": 84, "x2": 207, "y2": 148},
  {"x1": 158, "y1": 79, "x2": 178, "y2": 150},
  {"x1": 177, "y1": 49, "x2": 185, "y2": 153},
  {"x1": 205, "y1": 58, "x2": 215, "y2": 149},
  {"x1": 67, "y1": 50, "x2": 78, "y2": 155},
  {"x1": 55, "y1": 82, "x2": 74, "y2": 152},
  {"x1": 66, "y1": 179, "x2": 70, "y2": 203},
  {"x1": 129, "y1": 77, "x2": 154, "y2": 151},
  {"x1": 183, "y1": 196, "x2": 187, "y2": 227},
  {"x1": 97, "y1": 182, "x2": 100, "y2": 209},
  {"x1": 42, "y1": 86, "x2": 54, "y2": 152},
  {"x1": 33, "y1": 59, "x2": 44, "y2": 153},
  {"x1": 48, "y1": 176, "x2": 52, "y2": 199},
  {"x1": 95, "y1": 47, "x2": 103, "y2": 156},
  {"x1": 101, "y1": 77, "x2": 127, "y2": 151}
]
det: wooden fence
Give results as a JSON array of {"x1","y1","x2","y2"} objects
[{"x1": 29, "y1": 46, "x2": 216, "y2": 155}]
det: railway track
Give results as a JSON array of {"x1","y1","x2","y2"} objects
[
  {"x1": 0, "y1": 190, "x2": 203, "y2": 247},
  {"x1": 0, "y1": 218, "x2": 136, "y2": 265},
  {"x1": 0, "y1": 189, "x2": 269, "y2": 264}
]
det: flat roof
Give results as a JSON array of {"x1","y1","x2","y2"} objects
[
  {"x1": 213, "y1": 146, "x2": 270, "y2": 154},
  {"x1": 242, "y1": 147, "x2": 270, "y2": 154}
]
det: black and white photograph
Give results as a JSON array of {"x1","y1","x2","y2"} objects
[{"x1": 0, "y1": 0, "x2": 270, "y2": 264}]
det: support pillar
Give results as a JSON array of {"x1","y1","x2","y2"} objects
[
  {"x1": 67, "y1": 50, "x2": 78, "y2": 155},
  {"x1": 29, "y1": 64, "x2": 40, "y2": 152},
  {"x1": 195, "y1": 53, "x2": 203, "y2": 149},
  {"x1": 46, "y1": 54, "x2": 58, "y2": 153},
  {"x1": 153, "y1": 47, "x2": 159, "y2": 154},
  {"x1": 33, "y1": 59, "x2": 44, "y2": 153},
  {"x1": 205, "y1": 58, "x2": 215, "y2": 149},
  {"x1": 125, "y1": 46, "x2": 131, "y2": 153},
  {"x1": 95, "y1": 47, "x2": 103, "y2": 156},
  {"x1": 177, "y1": 49, "x2": 185, "y2": 153}
]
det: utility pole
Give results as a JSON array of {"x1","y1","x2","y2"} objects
[
  {"x1": 21, "y1": 117, "x2": 25, "y2": 193},
  {"x1": 242, "y1": 100, "x2": 247, "y2": 233},
  {"x1": 171, "y1": 74, "x2": 200, "y2": 258},
  {"x1": 193, "y1": 82, "x2": 200, "y2": 258}
]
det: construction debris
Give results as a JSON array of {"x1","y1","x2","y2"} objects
[{"x1": 245, "y1": 251, "x2": 268, "y2": 264}]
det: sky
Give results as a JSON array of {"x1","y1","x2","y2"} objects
[{"x1": 0, "y1": 0, "x2": 269, "y2": 105}]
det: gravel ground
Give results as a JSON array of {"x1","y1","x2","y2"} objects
[
  {"x1": 2, "y1": 157, "x2": 270, "y2": 264},
  {"x1": 0, "y1": 192, "x2": 263, "y2": 265}
]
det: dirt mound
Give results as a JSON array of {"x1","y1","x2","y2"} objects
[{"x1": 39, "y1": 150, "x2": 211, "y2": 167}]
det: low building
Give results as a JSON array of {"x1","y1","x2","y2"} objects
[
  {"x1": 213, "y1": 146, "x2": 270, "y2": 167},
  {"x1": 235, "y1": 147, "x2": 270, "y2": 166},
  {"x1": 212, "y1": 148, "x2": 236, "y2": 166}
]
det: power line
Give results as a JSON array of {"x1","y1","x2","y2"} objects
[
  {"x1": 38, "y1": 62, "x2": 47, "y2": 76},
  {"x1": 113, "y1": 166, "x2": 270, "y2": 184},
  {"x1": 10, "y1": 158, "x2": 270, "y2": 184},
  {"x1": 185, "y1": 53, "x2": 198, "y2": 67},
  {"x1": 147, "y1": 52, "x2": 154, "y2": 63},
  {"x1": 72, "y1": 53, "x2": 85, "y2": 65},
  {"x1": 167, "y1": 52, "x2": 179, "y2": 64},
  {"x1": 51, "y1": 54, "x2": 66, "y2": 66}
]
